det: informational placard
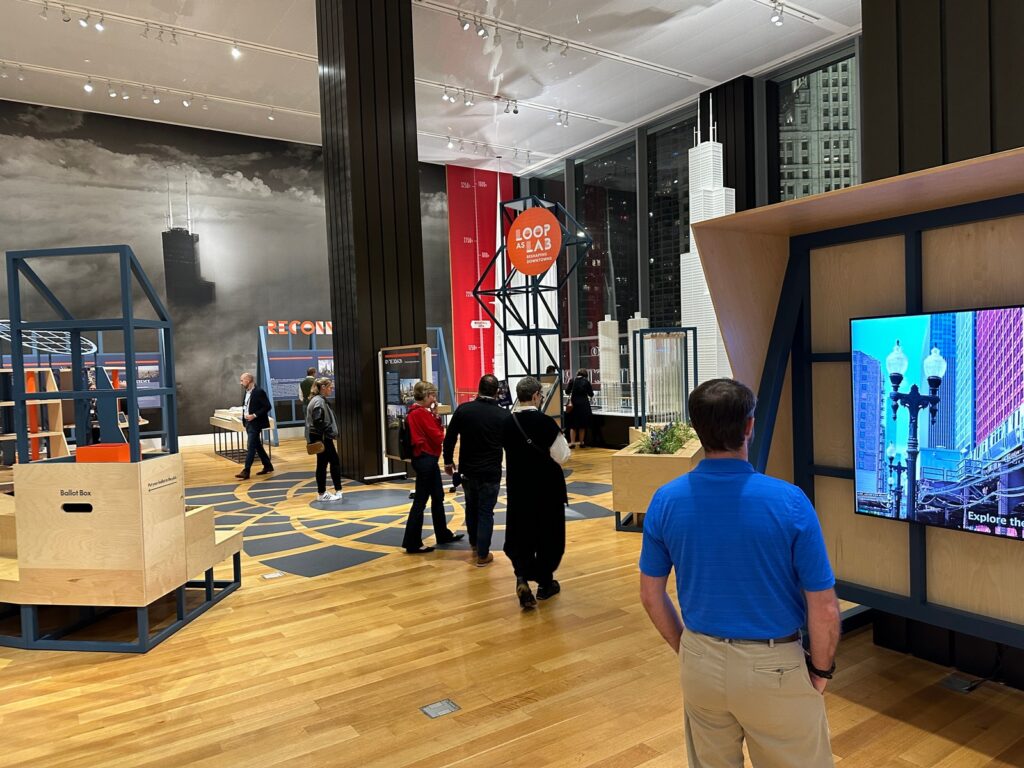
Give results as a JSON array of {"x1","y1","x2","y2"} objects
[{"x1": 380, "y1": 344, "x2": 429, "y2": 461}]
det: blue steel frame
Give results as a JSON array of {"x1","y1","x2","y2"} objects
[
  {"x1": 752, "y1": 192, "x2": 1024, "y2": 650},
  {"x1": 5, "y1": 244, "x2": 178, "y2": 462},
  {"x1": 631, "y1": 326, "x2": 699, "y2": 429},
  {"x1": 427, "y1": 326, "x2": 456, "y2": 407},
  {"x1": 0, "y1": 553, "x2": 240, "y2": 653}
]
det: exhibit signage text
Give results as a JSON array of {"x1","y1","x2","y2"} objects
[
  {"x1": 266, "y1": 320, "x2": 334, "y2": 336},
  {"x1": 508, "y1": 207, "x2": 562, "y2": 276}
]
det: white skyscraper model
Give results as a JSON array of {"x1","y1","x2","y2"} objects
[{"x1": 681, "y1": 97, "x2": 733, "y2": 382}]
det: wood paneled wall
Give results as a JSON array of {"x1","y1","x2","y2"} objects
[
  {"x1": 316, "y1": 0, "x2": 426, "y2": 478},
  {"x1": 862, "y1": 0, "x2": 1024, "y2": 181}
]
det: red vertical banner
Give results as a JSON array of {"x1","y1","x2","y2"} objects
[{"x1": 446, "y1": 165, "x2": 514, "y2": 403}]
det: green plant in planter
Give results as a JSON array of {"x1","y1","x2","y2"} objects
[{"x1": 637, "y1": 422, "x2": 697, "y2": 455}]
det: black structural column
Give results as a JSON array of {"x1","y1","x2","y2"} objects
[
  {"x1": 316, "y1": 0, "x2": 426, "y2": 479},
  {"x1": 861, "y1": 0, "x2": 1024, "y2": 182},
  {"x1": 699, "y1": 77, "x2": 757, "y2": 212}
]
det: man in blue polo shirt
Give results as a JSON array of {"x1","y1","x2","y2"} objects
[{"x1": 640, "y1": 378, "x2": 840, "y2": 768}]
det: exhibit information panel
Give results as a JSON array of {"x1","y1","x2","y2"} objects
[
  {"x1": 380, "y1": 344, "x2": 429, "y2": 461},
  {"x1": 851, "y1": 306, "x2": 1024, "y2": 540}
]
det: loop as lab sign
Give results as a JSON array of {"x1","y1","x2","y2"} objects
[{"x1": 508, "y1": 207, "x2": 563, "y2": 276}]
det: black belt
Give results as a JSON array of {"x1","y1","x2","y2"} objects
[{"x1": 706, "y1": 631, "x2": 801, "y2": 647}]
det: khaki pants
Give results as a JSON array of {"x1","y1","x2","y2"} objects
[{"x1": 679, "y1": 630, "x2": 834, "y2": 768}]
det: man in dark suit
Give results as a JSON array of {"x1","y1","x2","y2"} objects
[{"x1": 236, "y1": 371, "x2": 274, "y2": 480}]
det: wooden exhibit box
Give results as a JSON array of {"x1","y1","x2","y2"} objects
[
  {"x1": 612, "y1": 438, "x2": 704, "y2": 522},
  {"x1": 8, "y1": 454, "x2": 189, "y2": 607}
]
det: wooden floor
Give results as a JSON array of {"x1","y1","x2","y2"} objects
[{"x1": 2, "y1": 442, "x2": 1024, "y2": 767}]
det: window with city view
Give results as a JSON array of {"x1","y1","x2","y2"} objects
[{"x1": 776, "y1": 55, "x2": 859, "y2": 201}]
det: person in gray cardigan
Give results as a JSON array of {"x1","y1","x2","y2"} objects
[{"x1": 305, "y1": 378, "x2": 342, "y2": 501}]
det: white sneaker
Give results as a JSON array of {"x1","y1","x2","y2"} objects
[
  {"x1": 316, "y1": 492, "x2": 333, "y2": 502},
  {"x1": 329, "y1": 490, "x2": 343, "y2": 501}
]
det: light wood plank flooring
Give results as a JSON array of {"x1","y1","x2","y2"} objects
[{"x1": 1, "y1": 442, "x2": 1024, "y2": 767}]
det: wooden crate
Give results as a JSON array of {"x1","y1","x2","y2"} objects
[
  {"x1": 611, "y1": 438, "x2": 704, "y2": 523},
  {"x1": 8, "y1": 453, "x2": 187, "y2": 606}
]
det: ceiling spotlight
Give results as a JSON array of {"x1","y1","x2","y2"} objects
[
  {"x1": 516, "y1": 31, "x2": 524, "y2": 49},
  {"x1": 231, "y1": 42, "x2": 242, "y2": 59},
  {"x1": 141, "y1": 24, "x2": 149, "y2": 39},
  {"x1": 563, "y1": 112, "x2": 570, "y2": 127},
  {"x1": 171, "y1": 31, "x2": 179, "y2": 46},
  {"x1": 493, "y1": 28, "x2": 501, "y2": 46},
  {"x1": 542, "y1": 37, "x2": 552, "y2": 52},
  {"x1": 555, "y1": 111, "x2": 563, "y2": 126},
  {"x1": 156, "y1": 27, "x2": 164, "y2": 42},
  {"x1": 0, "y1": 64, "x2": 7, "y2": 80},
  {"x1": 504, "y1": 100, "x2": 511, "y2": 114},
  {"x1": 446, "y1": 136, "x2": 454, "y2": 149},
  {"x1": 17, "y1": 66, "x2": 25, "y2": 82},
  {"x1": 94, "y1": 13, "x2": 104, "y2": 31},
  {"x1": 473, "y1": 143, "x2": 479, "y2": 155},
  {"x1": 83, "y1": 78, "x2": 93, "y2": 93},
  {"x1": 458, "y1": 139, "x2": 464, "y2": 152},
  {"x1": 122, "y1": 87, "x2": 130, "y2": 100},
  {"x1": 202, "y1": 97, "x2": 209, "y2": 110},
  {"x1": 61, "y1": 5, "x2": 70, "y2": 22},
  {"x1": 78, "y1": 12, "x2": 90, "y2": 28},
  {"x1": 561, "y1": 41, "x2": 569, "y2": 57},
  {"x1": 513, "y1": 149, "x2": 519, "y2": 160},
  {"x1": 141, "y1": 88, "x2": 150, "y2": 101},
  {"x1": 512, "y1": 100, "x2": 519, "y2": 114},
  {"x1": 771, "y1": 2, "x2": 784, "y2": 25},
  {"x1": 526, "y1": 151, "x2": 531, "y2": 163},
  {"x1": 107, "y1": 82, "x2": 116, "y2": 97},
  {"x1": 475, "y1": 19, "x2": 488, "y2": 38},
  {"x1": 182, "y1": 93, "x2": 192, "y2": 108},
  {"x1": 441, "y1": 87, "x2": 451, "y2": 102},
  {"x1": 267, "y1": 108, "x2": 275, "y2": 121},
  {"x1": 152, "y1": 91, "x2": 161, "y2": 104},
  {"x1": 39, "y1": 2, "x2": 48, "y2": 20},
  {"x1": 458, "y1": 14, "x2": 470, "y2": 31},
  {"x1": 463, "y1": 90, "x2": 473, "y2": 107}
]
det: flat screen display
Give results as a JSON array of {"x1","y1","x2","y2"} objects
[{"x1": 851, "y1": 307, "x2": 1024, "y2": 540}]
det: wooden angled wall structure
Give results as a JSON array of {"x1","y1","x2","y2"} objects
[{"x1": 692, "y1": 147, "x2": 1024, "y2": 648}]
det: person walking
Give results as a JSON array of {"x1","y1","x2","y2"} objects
[
  {"x1": 565, "y1": 368, "x2": 594, "y2": 448},
  {"x1": 443, "y1": 374, "x2": 510, "y2": 567},
  {"x1": 402, "y1": 381, "x2": 464, "y2": 554},
  {"x1": 639, "y1": 378, "x2": 840, "y2": 768},
  {"x1": 502, "y1": 376, "x2": 571, "y2": 609},
  {"x1": 305, "y1": 377, "x2": 342, "y2": 502},
  {"x1": 235, "y1": 371, "x2": 274, "y2": 480}
]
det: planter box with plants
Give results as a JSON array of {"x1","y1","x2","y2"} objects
[{"x1": 611, "y1": 422, "x2": 704, "y2": 530}]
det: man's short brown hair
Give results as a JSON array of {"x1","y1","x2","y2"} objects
[{"x1": 688, "y1": 378, "x2": 756, "y2": 452}]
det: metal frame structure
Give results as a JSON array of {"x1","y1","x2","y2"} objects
[
  {"x1": 6, "y1": 244, "x2": 177, "y2": 462},
  {"x1": 632, "y1": 326, "x2": 698, "y2": 429},
  {"x1": 752, "y1": 192, "x2": 1024, "y2": 649},
  {"x1": 473, "y1": 195, "x2": 593, "y2": 387},
  {"x1": 0, "y1": 553, "x2": 240, "y2": 653}
]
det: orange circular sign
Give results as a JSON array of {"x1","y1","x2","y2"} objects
[{"x1": 508, "y1": 207, "x2": 562, "y2": 276}]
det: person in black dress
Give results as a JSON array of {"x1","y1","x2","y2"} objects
[
  {"x1": 565, "y1": 368, "x2": 594, "y2": 448},
  {"x1": 503, "y1": 376, "x2": 572, "y2": 609}
]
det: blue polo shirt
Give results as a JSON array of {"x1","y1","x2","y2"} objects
[{"x1": 639, "y1": 458, "x2": 834, "y2": 640}]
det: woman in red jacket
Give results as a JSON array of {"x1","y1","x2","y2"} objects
[{"x1": 401, "y1": 381, "x2": 464, "y2": 554}]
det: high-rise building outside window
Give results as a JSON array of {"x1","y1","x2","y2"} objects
[{"x1": 777, "y1": 54, "x2": 859, "y2": 201}]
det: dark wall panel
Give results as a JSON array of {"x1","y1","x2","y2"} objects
[
  {"x1": 990, "y1": 0, "x2": 1024, "y2": 152},
  {"x1": 897, "y1": 0, "x2": 943, "y2": 172},
  {"x1": 861, "y1": 0, "x2": 901, "y2": 182},
  {"x1": 316, "y1": 0, "x2": 426, "y2": 479},
  {"x1": 700, "y1": 77, "x2": 756, "y2": 212},
  {"x1": 942, "y1": 0, "x2": 991, "y2": 163}
]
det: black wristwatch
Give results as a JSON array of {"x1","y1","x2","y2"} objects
[{"x1": 805, "y1": 654, "x2": 836, "y2": 679}]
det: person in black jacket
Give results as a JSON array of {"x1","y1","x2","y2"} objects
[
  {"x1": 565, "y1": 368, "x2": 594, "y2": 448},
  {"x1": 443, "y1": 374, "x2": 510, "y2": 567},
  {"x1": 236, "y1": 371, "x2": 274, "y2": 480},
  {"x1": 503, "y1": 376, "x2": 571, "y2": 609}
]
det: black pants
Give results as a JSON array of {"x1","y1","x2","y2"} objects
[
  {"x1": 315, "y1": 437, "x2": 341, "y2": 494},
  {"x1": 402, "y1": 454, "x2": 453, "y2": 550},
  {"x1": 244, "y1": 423, "x2": 272, "y2": 472},
  {"x1": 504, "y1": 510, "x2": 565, "y2": 587}
]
